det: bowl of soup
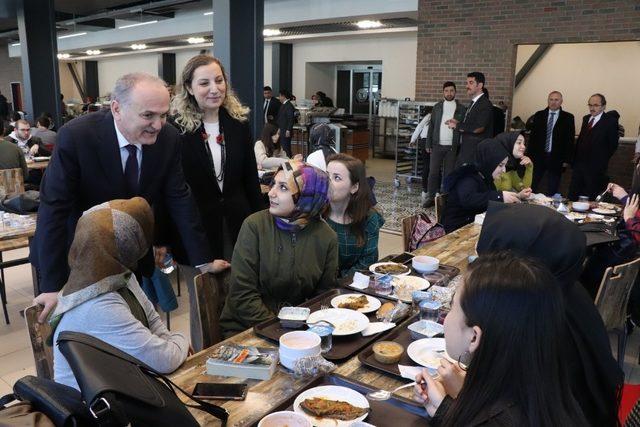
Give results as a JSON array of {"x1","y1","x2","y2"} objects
[{"x1": 279, "y1": 331, "x2": 321, "y2": 370}]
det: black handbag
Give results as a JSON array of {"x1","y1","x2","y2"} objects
[
  {"x1": 0, "y1": 375, "x2": 93, "y2": 426},
  {"x1": 57, "y1": 331, "x2": 228, "y2": 427}
]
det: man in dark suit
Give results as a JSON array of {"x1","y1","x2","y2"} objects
[
  {"x1": 527, "y1": 91, "x2": 575, "y2": 196},
  {"x1": 447, "y1": 72, "x2": 494, "y2": 166},
  {"x1": 263, "y1": 86, "x2": 280, "y2": 126},
  {"x1": 568, "y1": 93, "x2": 619, "y2": 200},
  {"x1": 276, "y1": 89, "x2": 296, "y2": 157},
  {"x1": 31, "y1": 73, "x2": 217, "y2": 322}
]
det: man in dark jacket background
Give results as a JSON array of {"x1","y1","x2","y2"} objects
[
  {"x1": 447, "y1": 72, "x2": 494, "y2": 166},
  {"x1": 568, "y1": 93, "x2": 619, "y2": 200},
  {"x1": 527, "y1": 91, "x2": 575, "y2": 196},
  {"x1": 276, "y1": 89, "x2": 296, "y2": 157},
  {"x1": 423, "y1": 81, "x2": 466, "y2": 208}
]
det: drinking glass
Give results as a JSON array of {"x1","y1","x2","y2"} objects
[
  {"x1": 419, "y1": 300, "x2": 441, "y2": 322},
  {"x1": 578, "y1": 196, "x2": 589, "y2": 203},
  {"x1": 411, "y1": 291, "x2": 432, "y2": 314},
  {"x1": 371, "y1": 275, "x2": 392, "y2": 295}
]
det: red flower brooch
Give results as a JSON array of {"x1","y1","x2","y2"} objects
[{"x1": 201, "y1": 131, "x2": 225, "y2": 145}]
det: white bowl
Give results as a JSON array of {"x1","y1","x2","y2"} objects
[
  {"x1": 279, "y1": 331, "x2": 321, "y2": 369},
  {"x1": 412, "y1": 256, "x2": 440, "y2": 273},
  {"x1": 572, "y1": 201, "x2": 590, "y2": 212},
  {"x1": 258, "y1": 411, "x2": 312, "y2": 427}
]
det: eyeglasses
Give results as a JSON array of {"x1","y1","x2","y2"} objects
[{"x1": 587, "y1": 104, "x2": 602, "y2": 107}]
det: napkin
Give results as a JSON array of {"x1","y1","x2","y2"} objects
[
  {"x1": 398, "y1": 364, "x2": 424, "y2": 381},
  {"x1": 361, "y1": 322, "x2": 395, "y2": 337},
  {"x1": 474, "y1": 213, "x2": 485, "y2": 225},
  {"x1": 349, "y1": 272, "x2": 370, "y2": 290},
  {"x1": 557, "y1": 202, "x2": 569, "y2": 213}
]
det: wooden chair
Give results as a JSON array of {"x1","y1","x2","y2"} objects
[
  {"x1": 24, "y1": 304, "x2": 54, "y2": 380},
  {"x1": 0, "y1": 167, "x2": 25, "y2": 196},
  {"x1": 0, "y1": 168, "x2": 30, "y2": 324},
  {"x1": 193, "y1": 271, "x2": 230, "y2": 349},
  {"x1": 594, "y1": 257, "x2": 640, "y2": 368},
  {"x1": 434, "y1": 193, "x2": 448, "y2": 224}
]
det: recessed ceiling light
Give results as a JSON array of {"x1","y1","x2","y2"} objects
[
  {"x1": 58, "y1": 32, "x2": 87, "y2": 39},
  {"x1": 57, "y1": 53, "x2": 70, "y2": 59},
  {"x1": 263, "y1": 28, "x2": 281, "y2": 37},
  {"x1": 356, "y1": 20, "x2": 383, "y2": 29},
  {"x1": 86, "y1": 49, "x2": 102, "y2": 55},
  {"x1": 187, "y1": 37, "x2": 206, "y2": 44},
  {"x1": 119, "y1": 20, "x2": 158, "y2": 29},
  {"x1": 11, "y1": 42, "x2": 20, "y2": 47},
  {"x1": 130, "y1": 44, "x2": 147, "y2": 50},
  {"x1": 203, "y1": 11, "x2": 213, "y2": 16}
]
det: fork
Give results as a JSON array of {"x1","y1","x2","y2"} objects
[{"x1": 595, "y1": 188, "x2": 609, "y2": 203}]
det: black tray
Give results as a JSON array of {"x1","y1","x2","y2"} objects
[
  {"x1": 358, "y1": 315, "x2": 426, "y2": 379},
  {"x1": 251, "y1": 373, "x2": 428, "y2": 426},
  {"x1": 253, "y1": 288, "x2": 407, "y2": 361}
]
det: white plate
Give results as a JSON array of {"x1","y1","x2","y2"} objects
[
  {"x1": 33, "y1": 156, "x2": 50, "y2": 162},
  {"x1": 330, "y1": 294, "x2": 381, "y2": 313},
  {"x1": 588, "y1": 213, "x2": 605, "y2": 220},
  {"x1": 293, "y1": 385, "x2": 370, "y2": 427},
  {"x1": 565, "y1": 212, "x2": 586, "y2": 221},
  {"x1": 407, "y1": 338, "x2": 453, "y2": 369},
  {"x1": 391, "y1": 276, "x2": 431, "y2": 302},
  {"x1": 592, "y1": 208, "x2": 616, "y2": 215},
  {"x1": 307, "y1": 308, "x2": 369, "y2": 336},
  {"x1": 369, "y1": 262, "x2": 411, "y2": 276}
]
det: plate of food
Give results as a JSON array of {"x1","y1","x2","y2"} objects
[
  {"x1": 406, "y1": 338, "x2": 454, "y2": 369},
  {"x1": 598, "y1": 202, "x2": 618, "y2": 210},
  {"x1": 369, "y1": 262, "x2": 411, "y2": 277},
  {"x1": 293, "y1": 385, "x2": 370, "y2": 426},
  {"x1": 330, "y1": 294, "x2": 381, "y2": 314},
  {"x1": 588, "y1": 213, "x2": 605, "y2": 220},
  {"x1": 306, "y1": 308, "x2": 369, "y2": 336},
  {"x1": 565, "y1": 212, "x2": 586, "y2": 221},
  {"x1": 391, "y1": 275, "x2": 430, "y2": 302},
  {"x1": 592, "y1": 208, "x2": 617, "y2": 215}
]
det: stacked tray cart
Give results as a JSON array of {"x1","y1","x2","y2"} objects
[{"x1": 394, "y1": 101, "x2": 435, "y2": 187}]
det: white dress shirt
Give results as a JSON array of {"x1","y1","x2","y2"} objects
[
  {"x1": 114, "y1": 120, "x2": 142, "y2": 179},
  {"x1": 588, "y1": 112, "x2": 603, "y2": 128}
]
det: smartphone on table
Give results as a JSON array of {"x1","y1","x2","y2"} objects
[
  {"x1": 389, "y1": 252, "x2": 415, "y2": 265},
  {"x1": 192, "y1": 382, "x2": 248, "y2": 401}
]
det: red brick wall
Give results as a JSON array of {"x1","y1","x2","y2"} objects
[
  {"x1": 415, "y1": 0, "x2": 640, "y2": 192},
  {"x1": 415, "y1": 0, "x2": 640, "y2": 104}
]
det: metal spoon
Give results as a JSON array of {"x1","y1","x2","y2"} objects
[{"x1": 367, "y1": 381, "x2": 417, "y2": 401}]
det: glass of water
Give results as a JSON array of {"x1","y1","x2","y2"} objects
[{"x1": 419, "y1": 300, "x2": 441, "y2": 322}]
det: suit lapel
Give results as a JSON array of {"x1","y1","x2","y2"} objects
[
  {"x1": 96, "y1": 112, "x2": 127, "y2": 192},
  {"x1": 139, "y1": 138, "x2": 160, "y2": 196},
  {"x1": 194, "y1": 123, "x2": 218, "y2": 184}
]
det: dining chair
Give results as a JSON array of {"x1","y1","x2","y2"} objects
[
  {"x1": 24, "y1": 304, "x2": 54, "y2": 380},
  {"x1": 594, "y1": 257, "x2": 640, "y2": 368},
  {"x1": 401, "y1": 215, "x2": 415, "y2": 252},
  {"x1": 434, "y1": 193, "x2": 448, "y2": 224},
  {"x1": 193, "y1": 271, "x2": 230, "y2": 350},
  {"x1": 0, "y1": 168, "x2": 31, "y2": 324}
]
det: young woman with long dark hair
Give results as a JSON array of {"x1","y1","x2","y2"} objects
[
  {"x1": 324, "y1": 153, "x2": 384, "y2": 277},
  {"x1": 415, "y1": 252, "x2": 586, "y2": 426},
  {"x1": 254, "y1": 122, "x2": 301, "y2": 169}
]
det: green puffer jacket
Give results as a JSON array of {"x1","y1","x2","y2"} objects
[{"x1": 220, "y1": 209, "x2": 338, "y2": 336}]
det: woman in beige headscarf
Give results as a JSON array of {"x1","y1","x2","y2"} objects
[{"x1": 51, "y1": 197, "x2": 189, "y2": 391}]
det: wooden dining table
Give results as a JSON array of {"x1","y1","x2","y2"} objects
[
  {"x1": 168, "y1": 223, "x2": 481, "y2": 426},
  {"x1": 26, "y1": 159, "x2": 50, "y2": 170}
]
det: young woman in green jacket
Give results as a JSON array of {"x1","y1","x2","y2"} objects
[
  {"x1": 219, "y1": 160, "x2": 338, "y2": 336},
  {"x1": 493, "y1": 131, "x2": 533, "y2": 198}
]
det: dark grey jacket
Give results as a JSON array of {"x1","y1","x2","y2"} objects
[{"x1": 425, "y1": 99, "x2": 466, "y2": 150}]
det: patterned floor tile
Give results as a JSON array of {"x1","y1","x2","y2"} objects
[{"x1": 374, "y1": 181, "x2": 434, "y2": 234}]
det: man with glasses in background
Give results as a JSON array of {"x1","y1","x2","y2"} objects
[{"x1": 568, "y1": 93, "x2": 619, "y2": 200}]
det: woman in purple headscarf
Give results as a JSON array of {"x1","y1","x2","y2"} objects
[{"x1": 219, "y1": 160, "x2": 338, "y2": 336}]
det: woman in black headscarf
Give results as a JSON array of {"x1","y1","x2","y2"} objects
[
  {"x1": 476, "y1": 202, "x2": 623, "y2": 427},
  {"x1": 493, "y1": 130, "x2": 533, "y2": 196},
  {"x1": 441, "y1": 139, "x2": 520, "y2": 233}
]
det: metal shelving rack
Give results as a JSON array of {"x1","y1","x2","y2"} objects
[
  {"x1": 394, "y1": 101, "x2": 435, "y2": 187},
  {"x1": 372, "y1": 99, "x2": 398, "y2": 158}
]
